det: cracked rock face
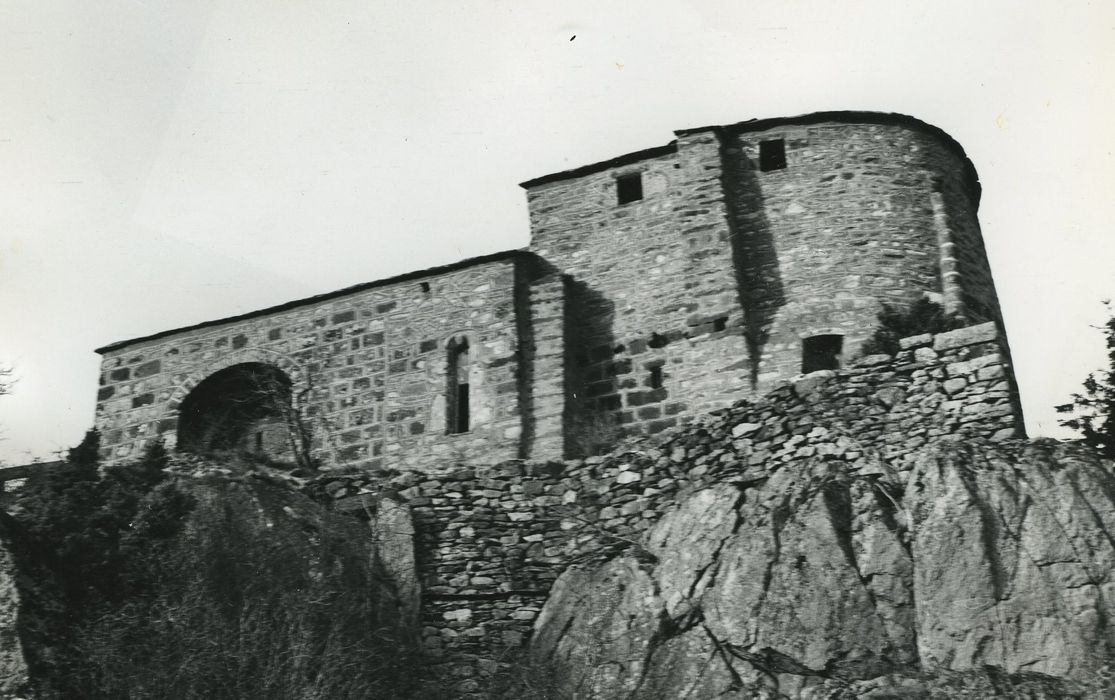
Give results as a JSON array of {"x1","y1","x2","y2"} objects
[{"x1": 531, "y1": 441, "x2": 1115, "y2": 699}]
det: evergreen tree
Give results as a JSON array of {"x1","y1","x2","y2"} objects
[{"x1": 1057, "y1": 303, "x2": 1115, "y2": 458}]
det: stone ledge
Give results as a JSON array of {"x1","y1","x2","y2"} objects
[
  {"x1": 898, "y1": 333, "x2": 934, "y2": 350},
  {"x1": 933, "y1": 322, "x2": 999, "y2": 351}
]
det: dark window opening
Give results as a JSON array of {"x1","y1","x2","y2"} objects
[
  {"x1": 802, "y1": 335, "x2": 843, "y2": 373},
  {"x1": 616, "y1": 172, "x2": 643, "y2": 204},
  {"x1": 419, "y1": 281, "x2": 431, "y2": 294},
  {"x1": 648, "y1": 366, "x2": 663, "y2": 389},
  {"x1": 255, "y1": 431, "x2": 263, "y2": 452},
  {"x1": 447, "y1": 338, "x2": 471, "y2": 434},
  {"x1": 713, "y1": 316, "x2": 728, "y2": 332},
  {"x1": 759, "y1": 139, "x2": 787, "y2": 172},
  {"x1": 455, "y1": 385, "x2": 470, "y2": 433}
]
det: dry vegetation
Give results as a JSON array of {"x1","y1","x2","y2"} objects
[{"x1": 7, "y1": 432, "x2": 426, "y2": 699}]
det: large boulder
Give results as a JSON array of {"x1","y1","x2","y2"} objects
[
  {"x1": 532, "y1": 441, "x2": 1115, "y2": 698},
  {"x1": 907, "y1": 442, "x2": 1115, "y2": 680}
]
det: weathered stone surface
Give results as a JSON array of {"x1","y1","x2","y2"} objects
[
  {"x1": 93, "y1": 255, "x2": 535, "y2": 471},
  {"x1": 371, "y1": 496, "x2": 421, "y2": 630},
  {"x1": 907, "y1": 443, "x2": 1115, "y2": 681},
  {"x1": 291, "y1": 322, "x2": 1025, "y2": 673},
  {"x1": 531, "y1": 441, "x2": 1115, "y2": 698},
  {"x1": 933, "y1": 321, "x2": 999, "y2": 351},
  {"x1": 0, "y1": 520, "x2": 28, "y2": 696},
  {"x1": 532, "y1": 558, "x2": 666, "y2": 697}
]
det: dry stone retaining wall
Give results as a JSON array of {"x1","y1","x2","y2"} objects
[{"x1": 311, "y1": 321, "x2": 1021, "y2": 686}]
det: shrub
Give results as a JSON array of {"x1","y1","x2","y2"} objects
[
  {"x1": 10, "y1": 434, "x2": 196, "y2": 694},
  {"x1": 859, "y1": 298, "x2": 964, "y2": 357},
  {"x1": 1057, "y1": 301, "x2": 1115, "y2": 458},
  {"x1": 10, "y1": 433, "x2": 424, "y2": 699}
]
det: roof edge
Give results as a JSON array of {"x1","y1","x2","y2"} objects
[
  {"x1": 519, "y1": 142, "x2": 678, "y2": 189},
  {"x1": 520, "y1": 110, "x2": 979, "y2": 199},
  {"x1": 682, "y1": 110, "x2": 981, "y2": 202},
  {"x1": 96, "y1": 249, "x2": 535, "y2": 355},
  {"x1": 680, "y1": 110, "x2": 967, "y2": 156}
]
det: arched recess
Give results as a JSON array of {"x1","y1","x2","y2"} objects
[
  {"x1": 176, "y1": 362, "x2": 296, "y2": 458},
  {"x1": 167, "y1": 349, "x2": 304, "y2": 416}
]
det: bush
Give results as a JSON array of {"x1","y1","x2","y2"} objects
[
  {"x1": 10, "y1": 433, "x2": 196, "y2": 695},
  {"x1": 1057, "y1": 302, "x2": 1115, "y2": 458},
  {"x1": 859, "y1": 298, "x2": 964, "y2": 357},
  {"x1": 10, "y1": 432, "x2": 424, "y2": 699}
]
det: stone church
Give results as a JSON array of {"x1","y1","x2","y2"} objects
[{"x1": 93, "y1": 111, "x2": 1007, "y2": 471}]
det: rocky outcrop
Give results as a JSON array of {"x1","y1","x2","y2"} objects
[{"x1": 532, "y1": 440, "x2": 1115, "y2": 698}]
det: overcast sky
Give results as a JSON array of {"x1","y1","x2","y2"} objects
[{"x1": 1, "y1": 1, "x2": 1113, "y2": 464}]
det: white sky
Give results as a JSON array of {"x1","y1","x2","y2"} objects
[{"x1": 1, "y1": 1, "x2": 1113, "y2": 464}]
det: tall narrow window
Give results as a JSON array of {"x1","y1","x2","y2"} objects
[
  {"x1": 447, "y1": 338, "x2": 470, "y2": 433},
  {"x1": 802, "y1": 335, "x2": 843, "y2": 373}
]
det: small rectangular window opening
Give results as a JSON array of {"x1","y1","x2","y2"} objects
[
  {"x1": 759, "y1": 139, "x2": 787, "y2": 172},
  {"x1": 419, "y1": 281, "x2": 431, "y2": 294},
  {"x1": 648, "y1": 366, "x2": 663, "y2": 389},
  {"x1": 616, "y1": 172, "x2": 643, "y2": 204},
  {"x1": 802, "y1": 335, "x2": 843, "y2": 373}
]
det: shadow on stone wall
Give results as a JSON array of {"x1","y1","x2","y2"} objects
[
  {"x1": 720, "y1": 133, "x2": 786, "y2": 389},
  {"x1": 562, "y1": 277, "x2": 619, "y2": 457},
  {"x1": 513, "y1": 256, "x2": 560, "y2": 461}
]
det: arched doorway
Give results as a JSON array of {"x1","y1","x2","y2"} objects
[{"x1": 176, "y1": 362, "x2": 295, "y2": 459}]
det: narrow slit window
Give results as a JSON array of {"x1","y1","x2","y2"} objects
[
  {"x1": 802, "y1": 335, "x2": 843, "y2": 373},
  {"x1": 447, "y1": 338, "x2": 471, "y2": 433},
  {"x1": 759, "y1": 139, "x2": 787, "y2": 172},
  {"x1": 648, "y1": 366, "x2": 663, "y2": 389},
  {"x1": 616, "y1": 172, "x2": 643, "y2": 204}
]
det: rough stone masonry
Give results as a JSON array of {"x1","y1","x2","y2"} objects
[
  {"x1": 302, "y1": 321, "x2": 1024, "y2": 689},
  {"x1": 92, "y1": 110, "x2": 1017, "y2": 475}
]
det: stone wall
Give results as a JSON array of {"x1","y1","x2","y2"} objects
[
  {"x1": 95, "y1": 253, "x2": 549, "y2": 471},
  {"x1": 716, "y1": 117, "x2": 991, "y2": 388},
  {"x1": 94, "y1": 112, "x2": 1009, "y2": 474},
  {"x1": 521, "y1": 112, "x2": 1003, "y2": 454},
  {"x1": 310, "y1": 321, "x2": 1022, "y2": 690},
  {"x1": 525, "y1": 132, "x2": 749, "y2": 451}
]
